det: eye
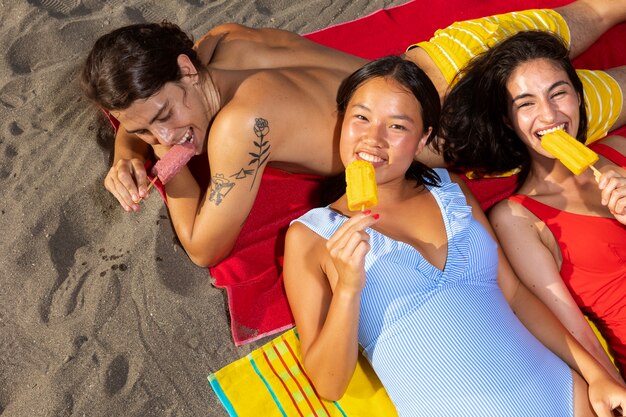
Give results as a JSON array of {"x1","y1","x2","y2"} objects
[
  {"x1": 354, "y1": 114, "x2": 368, "y2": 121},
  {"x1": 551, "y1": 90, "x2": 567, "y2": 99},
  {"x1": 390, "y1": 123, "x2": 407, "y2": 131},
  {"x1": 156, "y1": 112, "x2": 172, "y2": 123},
  {"x1": 517, "y1": 101, "x2": 534, "y2": 109}
]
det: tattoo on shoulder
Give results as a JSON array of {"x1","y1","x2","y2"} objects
[
  {"x1": 229, "y1": 118, "x2": 271, "y2": 190},
  {"x1": 209, "y1": 173, "x2": 235, "y2": 206}
]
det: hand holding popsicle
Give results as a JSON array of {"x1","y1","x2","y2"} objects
[
  {"x1": 345, "y1": 160, "x2": 378, "y2": 211},
  {"x1": 540, "y1": 130, "x2": 601, "y2": 180},
  {"x1": 599, "y1": 168, "x2": 626, "y2": 225}
]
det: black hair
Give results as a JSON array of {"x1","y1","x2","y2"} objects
[
  {"x1": 81, "y1": 21, "x2": 205, "y2": 110},
  {"x1": 439, "y1": 31, "x2": 587, "y2": 178}
]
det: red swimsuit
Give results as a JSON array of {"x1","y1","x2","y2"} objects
[{"x1": 507, "y1": 142, "x2": 626, "y2": 374}]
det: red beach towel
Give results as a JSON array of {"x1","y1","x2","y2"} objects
[{"x1": 107, "y1": 0, "x2": 626, "y2": 345}]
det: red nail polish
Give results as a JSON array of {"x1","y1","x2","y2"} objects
[
  {"x1": 363, "y1": 209, "x2": 372, "y2": 215},
  {"x1": 372, "y1": 214, "x2": 380, "y2": 220}
]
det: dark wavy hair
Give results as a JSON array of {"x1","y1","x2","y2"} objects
[
  {"x1": 439, "y1": 31, "x2": 587, "y2": 177},
  {"x1": 81, "y1": 22, "x2": 205, "y2": 110}
]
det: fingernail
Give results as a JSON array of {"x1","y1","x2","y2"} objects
[
  {"x1": 363, "y1": 209, "x2": 372, "y2": 215},
  {"x1": 131, "y1": 193, "x2": 138, "y2": 201},
  {"x1": 372, "y1": 214, "x2": 380, "y2": 220}
]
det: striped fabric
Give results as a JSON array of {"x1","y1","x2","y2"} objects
[
  {"x1": 412, "y1": 9, "x2": 569, "y2": 85},
  {"x1": 412, "y1": 8, "x2": 623, "y2": 147},
  {"x1": 209, "y1": 328, "x2": 398, "y2": 417},
  {"x1": 578, "y1": 69, "x2": 624, "y2": 143},
  {"x1": 294, "y1": 169, "x2": 575, "y2": 417}
]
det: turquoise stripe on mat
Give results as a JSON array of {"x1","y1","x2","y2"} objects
[
  {"x1": 249, "y1": 355, "x2": 289, "y2": 417},
  {"x1": 208, "y1": 374, "x2": 238, "y2": 417}
]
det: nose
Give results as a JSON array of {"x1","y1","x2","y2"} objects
[
  {"x1": 152, "y1": 125, "x2": 177, "y2": 146},
  {"x1": 538, "y1": 99, "x2": 557, "y2": 123},
  {"x1": 364, "y1": 122, "x2": 386, "y2": 147}
]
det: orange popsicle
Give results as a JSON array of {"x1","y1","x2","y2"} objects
[
  {"x1": 346, "y1": 160, "x2": 378, "y2": 211},
  {"x1": 541, "y1": 130, "x2": 600, "y2": 178}
]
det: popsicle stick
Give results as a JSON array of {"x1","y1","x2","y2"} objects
[
  {"x1": 146, "y1": 176, "x2": 159, "y2": 193},
  {"x1": 590, "y1": 165, "x2": 602, "y2": 183},
  {"x1": 134, "y1": 176, "x2": 159, "y2": 204}
]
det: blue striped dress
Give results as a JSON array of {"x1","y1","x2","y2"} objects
[{"x1": 293, "y1": 169, "x2": 573, "y2": 417}]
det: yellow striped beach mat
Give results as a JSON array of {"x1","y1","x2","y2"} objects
[{"x1": 208, "y1": 328, "x2": 397, "y2": 416}]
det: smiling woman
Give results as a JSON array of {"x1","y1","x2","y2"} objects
[{"x1": 440, "y1": 30, "x2": 626, "y2": 381}]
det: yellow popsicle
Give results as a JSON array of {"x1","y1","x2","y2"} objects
[
  {"x1": 541, "y1": 130, "x2": 600, "y2": 177},
  {"x1": 346, "y1": 160, "x2": 378, "y2": 211}
]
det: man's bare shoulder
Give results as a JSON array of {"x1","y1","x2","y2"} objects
[
  {"x1": 196, "y1": 23, "x2": 309, "y2": 64},
  {"x1": 197, "y1": 23, "x2": 363, "y2": 72},
  {"x1": 207, "y1": 97, "x2": 280, "y2": 154}
]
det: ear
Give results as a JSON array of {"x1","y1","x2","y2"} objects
[
  {"x1": 414, "y1": 126, "x2": 433, "y2": 158},
  {"x1": 177, "y1": 54, "x2": 198, "y2": 77}
]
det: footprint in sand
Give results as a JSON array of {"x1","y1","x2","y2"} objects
[
  {"x1": 124, "y1": 2, "x2": 191, "y2": 24},
  {"x1": 26, "y1": 0, "x2": 108, "y2": 18},
  {"x1": 8, "y1": 19, "x2": 103, "y2": 75},
  {"x1": 0, "y1": 137, "x2": 18, "y2": 180},
  {"x1": 42, "y1": 198, "x2": 124, "y2": 326},
  {"x1": 42, "y1": 208, "x2": 88, "y2": 324},
  {"x1": 103, "y1": 354, "x2": 130, "y2": 396}
]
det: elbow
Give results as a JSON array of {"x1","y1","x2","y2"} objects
[
  {"x1": 185, "y1": 242, "x2": 233, "y2": 268},
  {"x1": 187, "y1": 250, "x2": 228, "y2": 268},
  {"x1": 316, "y1": 386, "x2": 347, "y2": 403},
  {"x1": 306, "y1": 368, "x2": 349, "y2": 402}
]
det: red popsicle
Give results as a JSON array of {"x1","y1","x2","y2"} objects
[{"x1": 151, "y1": 142, "x2": 196, "y2": 185}]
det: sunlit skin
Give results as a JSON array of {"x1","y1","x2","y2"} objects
[
  {"x1": 339, "y1": 77, "x2": 431, "y2": 189},
  {"x1": 505, "y1": 58, "x2": 581, "y2": 159}
]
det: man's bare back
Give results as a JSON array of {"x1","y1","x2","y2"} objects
[{"x1": 198, "y1": 24, "x2": 367, "y2": 176}]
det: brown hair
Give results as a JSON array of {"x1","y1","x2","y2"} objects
[{"x1": 81, "y1": 21, "x2": 205, "y2": 110}]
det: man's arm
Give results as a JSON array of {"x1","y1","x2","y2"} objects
[{"x1": 162, "y1": 113, "x2": 272, "y2": 267}]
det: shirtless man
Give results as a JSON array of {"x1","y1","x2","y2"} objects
[{"x1": 82, "y1": 0, "x2": 626, "y2": 267}]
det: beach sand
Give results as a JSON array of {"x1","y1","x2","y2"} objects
[{"x1": 0, "y1": 1, "x2": 408, "y2": 415}]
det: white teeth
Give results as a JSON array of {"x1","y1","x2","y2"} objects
[
  {"x1": 537, "y1": 124, "x2": 565, "y2": 137},
  {"x1": 178, "y1": 128, "x2": 193, "y2": 145},
  {"x1": 357, "y1": 152, "x2": 384, "y2": 163}
]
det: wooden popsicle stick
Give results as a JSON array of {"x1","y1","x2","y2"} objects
[
  {"x1": 146, "y1": 176, "x2": 159, "y2": 193},
  {"x1": 134, "y1": 177, "x2": 159, "y2": 204},
  {"x1": 590, "y1": 165, "x2": 602, "y2": 183}
]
